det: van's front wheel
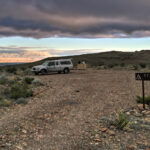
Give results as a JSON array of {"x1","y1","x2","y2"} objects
[
  {"x1": 63, "y1": 68, "x2": 70, "y2": 74},
  {"x1": 40, "y1": 69, "x2": 47, "y2": 75},
  {"x1": 34, "y1": 72, "x2": 39, "y2": 75}
]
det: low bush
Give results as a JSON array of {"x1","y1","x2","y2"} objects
[
  {"x1": 24, "y1": 69, "x2": 33, "y2": 75},
  {"x1": 0, "y1": 76, "x2": 9, "y2": 85},
  {"x1": 0, "y1": 99, "x2": 12, "y2": 107},
  {"x1": 5, "y1": 67, "x2": 17, "y2": 74},
  {"x1": 0, "y1": 94, "x2": 3, "y2": 100},
  {"x1": 32, "y1": 78, "x2": 42, "y2": 86},
  {"x1": 5, "y1": 83, "x2": 33, "y2": 100},
  {"x1": 133, "y1": 65, "x2": 138, "y2": 70},
  {"x1": 113, "y1": 112, "x2": 130, "y2": 130},
  {"x1": 108, "y1": 64, "x2": 114, "y2": 68},
  {"x1": 139, "y1": 63, "x2": 146, "y2": 68},
  {"x1": 24, "y1": 77, "x2": 34, "y2": 84},
  {"x1": 15, "y1": 98, "x2": 29, "y2": 105},
  {"x1": 20, "y1": 67, "x2": 26, "y2": 71},
  {"x1": 136, "y1": 96, "x2": 150, "y2": 105},
  {"x1": 120, "y1": 63, "x2": 125, "y2": 67}
]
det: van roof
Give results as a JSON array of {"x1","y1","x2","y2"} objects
[{"x1": 45, "y1": 59, "x2": 72, "y2": 62}]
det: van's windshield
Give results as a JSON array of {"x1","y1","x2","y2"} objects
[{"x1": 42, "y1": 62, "x2": 48, "y2": 66}]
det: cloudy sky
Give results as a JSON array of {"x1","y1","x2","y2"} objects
[{"x1": 0, "y1": 0, "x2": 150, "y2": 62}]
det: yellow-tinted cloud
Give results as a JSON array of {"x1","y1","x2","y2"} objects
[{"x1": 0, "y1": 50, "x2": 51, "y2": 63}]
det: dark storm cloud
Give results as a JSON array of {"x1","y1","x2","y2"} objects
[{"x1": 0, "y1": 0, "x2": 150, "y2": 38}]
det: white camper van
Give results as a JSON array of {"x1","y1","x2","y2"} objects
[{"x1": 31, "y1": 59, "x2": 73, "y2": 75}]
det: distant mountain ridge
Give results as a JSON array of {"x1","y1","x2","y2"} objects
[
  {"x1": 0, "y1": 63, "x2": 25, "y2": 66},
  {"x1": 1, "y1": 50, "x2": 150, "y2": 68}
]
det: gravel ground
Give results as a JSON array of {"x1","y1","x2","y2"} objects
[{"x1": 0, "y1": 69, "x2": 148, "y2": 150}]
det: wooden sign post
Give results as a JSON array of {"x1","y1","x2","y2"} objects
[{"x1": 135, "y1": 73, "x2": 150, "y2": 109}]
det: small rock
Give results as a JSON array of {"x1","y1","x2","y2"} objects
[
  {"x1": 110, "y1": 125, "x2": 115, "y2": 129},
  {"x1": 135, "y1": 113, "x2": 143, "y2": 117},
  {"x1": 94, "y1": 138, "x2": 102, "y2": 142},
  {"x1": 126, "y1": 112, "x2": 130, "y2": 115},
  {"x1": 107, "y1": 130, "x2": 115, "y2": 136},
  {"x1": 22, "y1": 129, "x2": 27, "y2": 134},
  {"x1": 16, "y1": 145, "x2": 23, "y2": 150},
  {"x1": 126, "y1": 145, "x2": 137, "y2": 150},
  {"x1": 6, "y1": 143, "x2": 11, "y2": 147},
  {"x1": 0, "y1": 144, "x2": 5, "y2": 147},
  {"x1": 101, "y1": 128, "x2": 108, "y2": 132},
  {"x1": 137, "y1": 104, "x2": 149, "y2": 110},
  {"x1": 145, "y1": 111, "x2": 150, "y2": 115},
  {"x1": 22, "y1": 142, "x2": 27, "y2": 147},
  {"x1": 100, "y1": 116, "x2": 110, "y2": 121}
]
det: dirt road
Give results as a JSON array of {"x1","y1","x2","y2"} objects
[{"x1": 0, "y1": 69, "x2": 146, "y2": 150}]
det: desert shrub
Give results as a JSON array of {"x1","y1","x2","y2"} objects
[
  {"x1": 24, "y1": 68, "x2": 33, "y2": 75},
  {"x1": 0, "y1": 76, "x2": 9, "y2": 85},
  {"x1": 23, "y1": 77, "x2": 34, "y2": 84},
  {"x1": 5, "y1": 67, "x2": 17, "y2": 74},
  {"x1": 113, "y1": 112, "x2": 129, "y2": 130},
  {"x1": 99, "y1": 62, "x2": 104, "y2": 66},
  {"x1": 20, "y1": 67, "x2": 26, "y2": 71},
  {"x1": 120, "y1": 63, "x2": 125, "y2": 67},
  {"x1": 133, "y1": 65, "x2": 138, "y2": 70},
  {"x1": 15, "y1": 98, "x2": 28, "y2": 105},
  {"x1": 136, "y1": 96, "x2": 150, "y2": 105},
  {"x1": 139, "y1": 63, "x2": 146, "y2": 68},
  {"x1": 0, "y1": 68, "x2": 3, "y2": 72},
  {"x1": 8, "y1": 79, "x2": 17, "y2": 86},
  {"x1": 5, "y1": 83, "x2": 33, "y2": 100},
  {"x1": 108, "y1": 64, "x2": 114, "y2": 68},
  {"x1": 0, "y1": 94, "x2": 3, "y2": 100},
  {"x1": 32, "y1": 78, "x2": 42, "y2": 86},
  {"x1": 15, "y1": 76, "x2": 22, "y2": 81},
  {"x1": 0, "y1": 99, "x2": 12, "y2": 107}
]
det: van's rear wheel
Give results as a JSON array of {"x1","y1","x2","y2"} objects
[{"x1": 63, "y1": 68, "x2": 70, "y2": 74}]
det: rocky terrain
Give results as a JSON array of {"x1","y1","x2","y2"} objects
[{"x1": 0, "y1": 69, "x2": 149, "y2": 150}]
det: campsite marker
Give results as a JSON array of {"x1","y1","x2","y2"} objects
[{"x1": 135, "y1": 73, "x2": 150, "y2": 109}]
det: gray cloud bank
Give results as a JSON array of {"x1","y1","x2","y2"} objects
[{"x1": 0, "y1": 0, "x2": 150, "y2": 38}]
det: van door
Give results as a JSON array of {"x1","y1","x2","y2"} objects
[
  {"x1": 55, "y1": 61, "x2": 60, "y2": 71},
  {"x1": 47, "y1": 61, "x2": 55, "y2": 72}
]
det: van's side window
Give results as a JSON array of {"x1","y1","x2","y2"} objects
[
  {"x1": 56, "y1": 62, "x2": 59, "y2": 65},
  {"x1": 48, "y1": 62, "x2": 55, "y2": 66},
  {"x1": 60, "y1": 61, "x2": 71, "y2": 65}
]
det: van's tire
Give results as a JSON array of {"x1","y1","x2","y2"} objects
[
  {"x1": 63, "y1": 68, "x2": 70, "y2": 74},
  {"x1": 40, "y1": 69, "x2": 47, "y2": 75},
  {"x1": 34, "y1": 72, "x2": 39, "y2": 75}
]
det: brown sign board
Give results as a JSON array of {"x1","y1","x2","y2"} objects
[{"x1": 135, "y1": 73, "x2": 150, "y2": 81}]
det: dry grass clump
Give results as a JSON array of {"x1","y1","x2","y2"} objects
[
  {"x1": 136, "y1": 96, "x2": 150, "y2": 105},
  {"x1": 113, "y1": 112, "x2": 130, "y2": 130}
]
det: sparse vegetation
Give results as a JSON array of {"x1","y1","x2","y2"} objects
[
  {"x1": 15, "y1": 98, "x2": 29, "y2": 105},
  {"x1": 5, "y1": 83, "x2": 33, "y2": 100},
  {"x1": 0, "y1": 99, "x2": 12, "y2": 107},
  {"x1": 136, "y1": 95, "x2": 150, "y2": 105},
  {"x1": 0, "y1": 76, "x2": 8, "y2": 85},
  {"x1": 133, "y1": 65, "x2": 138, "y2": 70},
  {"x1": 120, "y1": 63, "x2": 125, "y2": 67},
  {"x1": 32, "y1": 78, "x2": 42, "y2": 86},
  {"x1": 5, "y1": 67, "x2": 17, "y2": 74},
  {"x1": 23, "y1": 77, "x2": 34, "y2": 84},
  {"x1": 139, "y1": 62, "x2": 146, "y2": 68},
  {"x1": 24, "y1": 68, "x2": 33, "y2": 75},
  {"x1": 113, "y1": 112, "x2": 130, "y2": 130}
]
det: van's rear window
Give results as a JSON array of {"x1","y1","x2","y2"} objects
[{"x1": 60, "y1": 61, "x2": 71, "y2": 65}]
